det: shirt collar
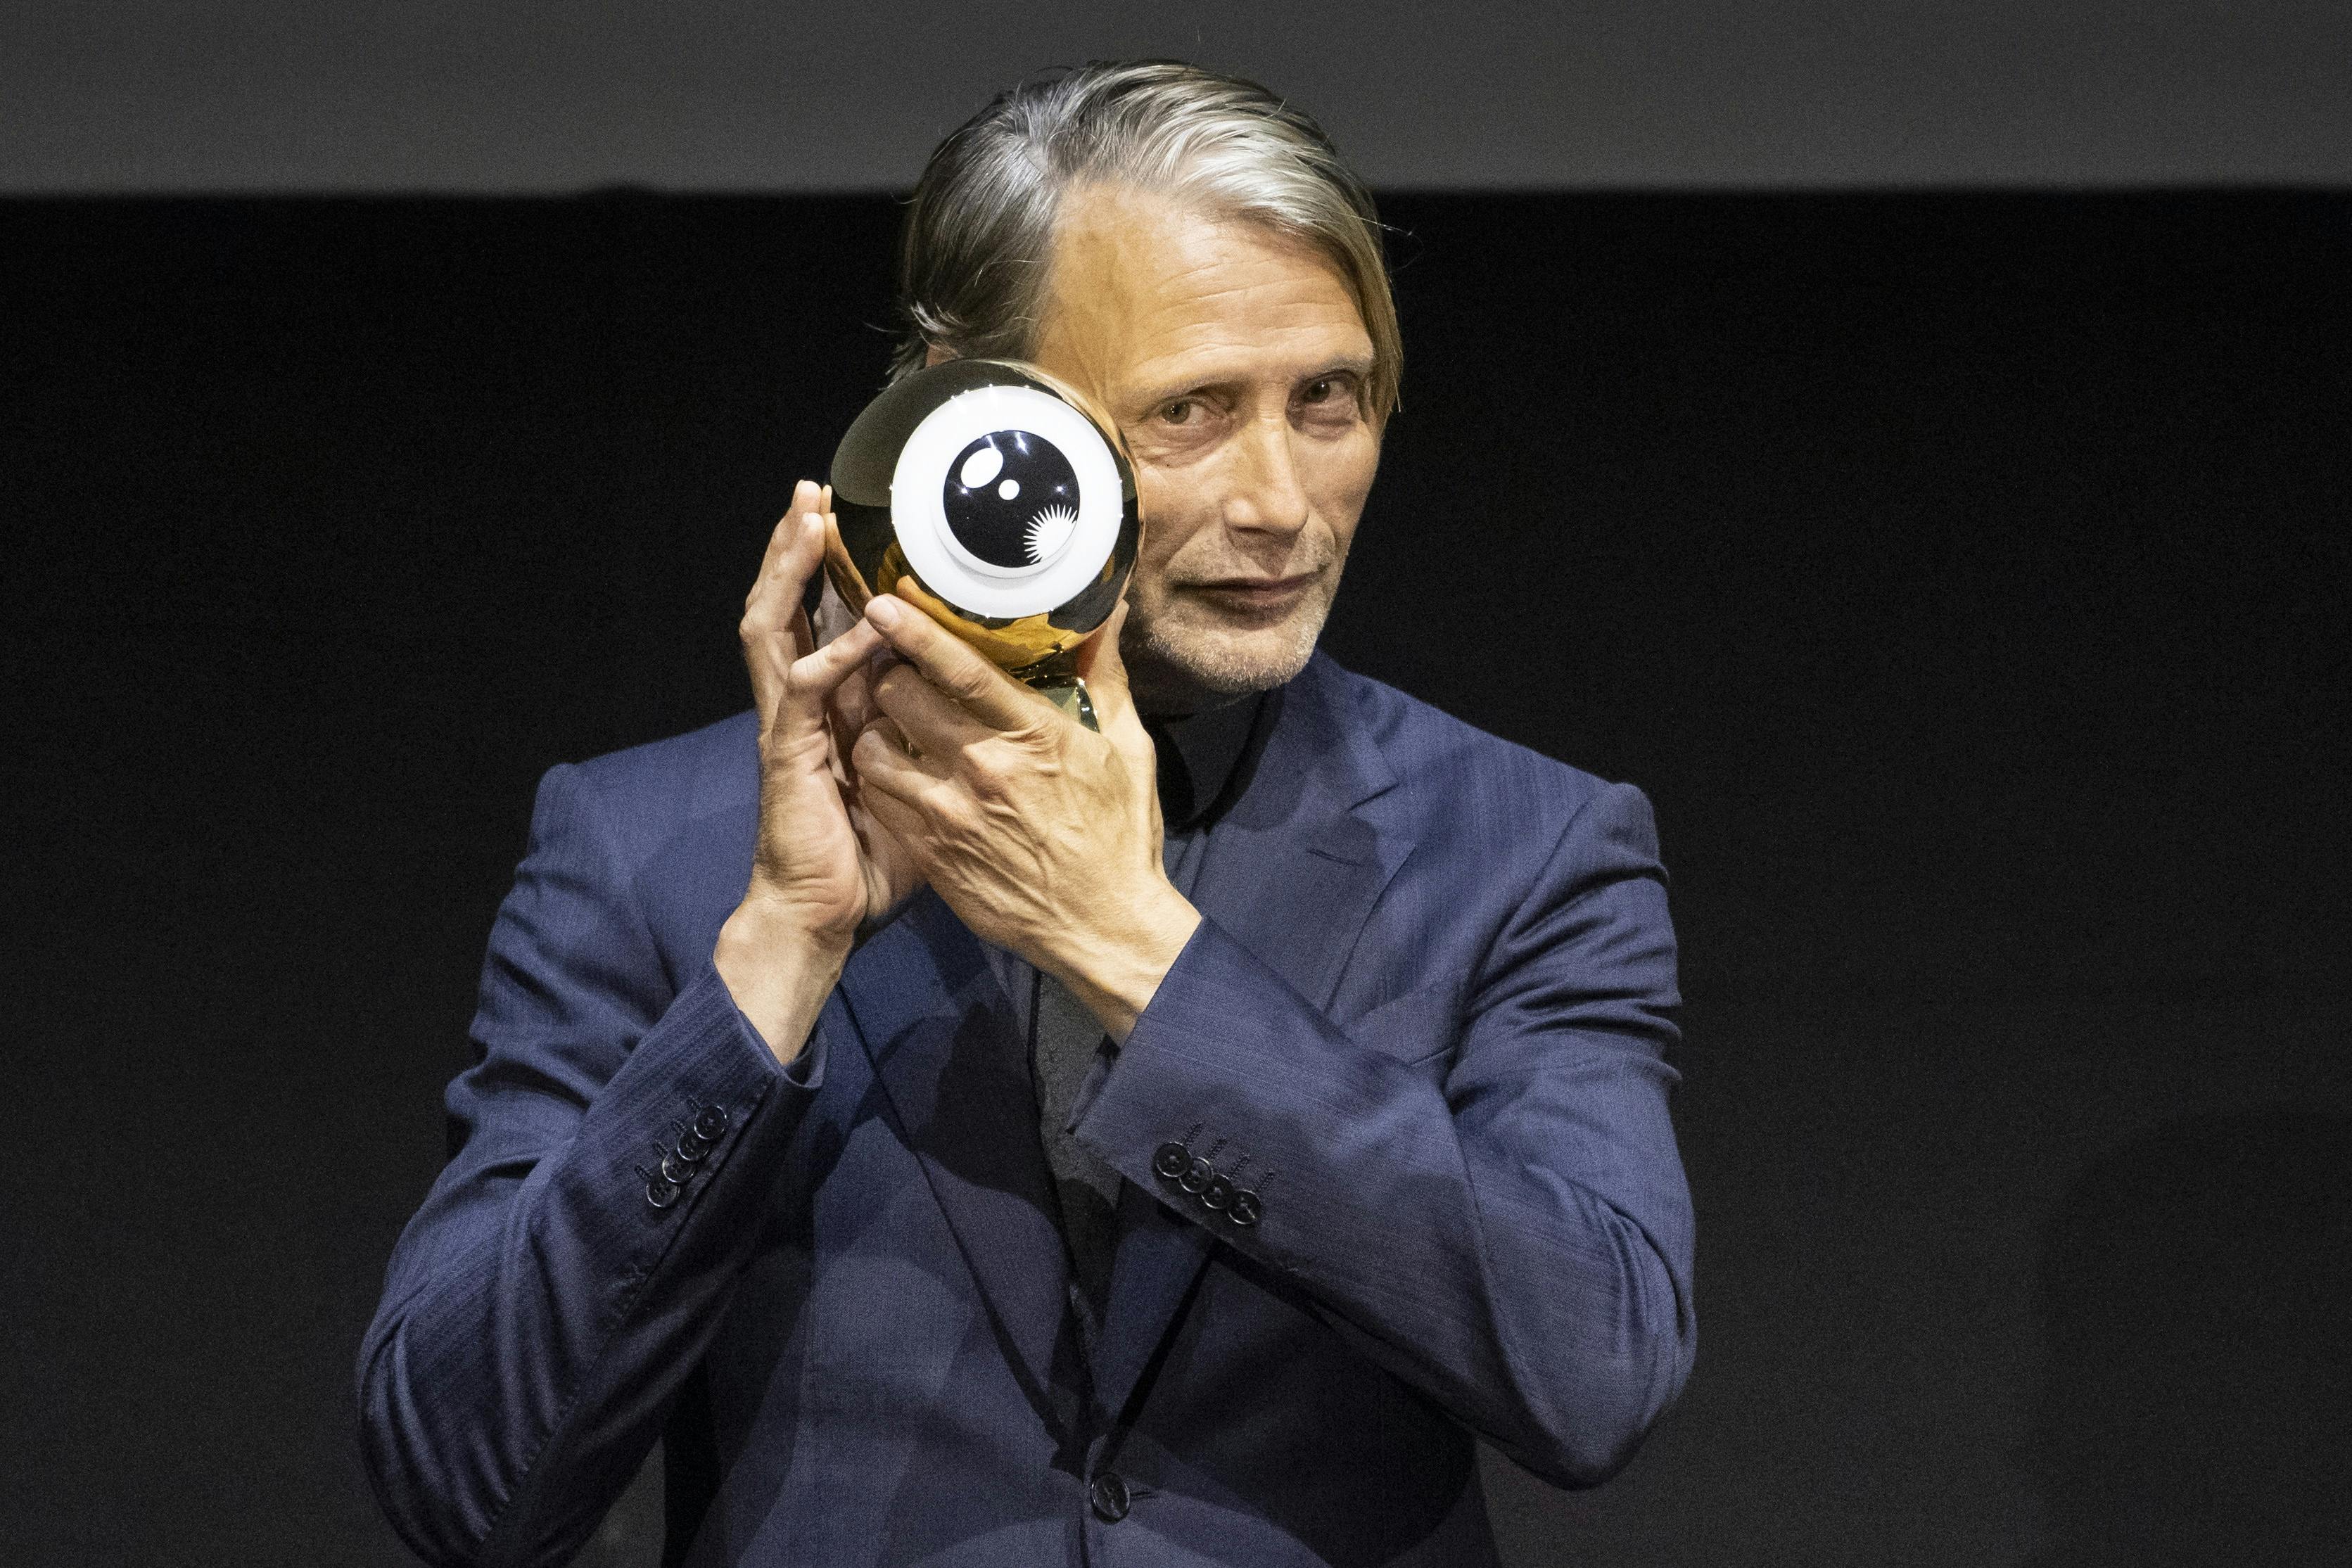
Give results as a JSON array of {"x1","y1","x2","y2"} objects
[{"x1": 1142, "y1": 687, "x2": 1278, "y2": 831}]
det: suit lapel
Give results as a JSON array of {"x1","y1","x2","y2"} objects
[
  {"x1": 834, "y1": 890, "x2": 1074, "y2": 1421},
  {"x1": 1090, "y1": 655, "x2": 1416, "y2": 1426}
]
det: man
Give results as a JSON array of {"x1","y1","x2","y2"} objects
[{"x1": 360, "y1": 61, "x2": 1694, "y2": 1568}]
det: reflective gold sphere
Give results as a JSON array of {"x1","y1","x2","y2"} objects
[{"x1": 824, "y1": 359, "x2": 1140, "y2": 684}]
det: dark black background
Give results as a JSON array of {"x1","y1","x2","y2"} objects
[{"x1": 4, "y1": 191, "x2": 2348, "y2": 1564}]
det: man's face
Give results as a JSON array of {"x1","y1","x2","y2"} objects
[{"x1": 1027, "y1": 183, "x2": 1382, "y2": 713}]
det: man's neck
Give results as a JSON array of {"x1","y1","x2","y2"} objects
[{"x1": 1124, "y1": 653, "x2": 1259, "y2": 723}]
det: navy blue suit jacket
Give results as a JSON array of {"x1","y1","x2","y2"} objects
[{"x1": 358, "y1": 652, "x2": 1696, "y2": 1567}]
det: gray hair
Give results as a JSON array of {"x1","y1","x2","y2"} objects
[{"x1": 891, "y1": 60, "x2": 1401, "y2": 422}]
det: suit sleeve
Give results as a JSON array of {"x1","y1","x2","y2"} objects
[
  {"x1": 1072, "y1": 780, "x2": 1694, "y2": 1488},
  {"x1": 357, "y1": 762, "x2": 830, "y2": 1567}
]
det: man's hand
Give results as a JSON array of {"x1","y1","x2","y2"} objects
[
  {"x1": 716, "y1": 480, "x2": 922, "y2": 1062},
  {"x1": 850, "y1": 596, "x2": 1202, "y2": 1041}
]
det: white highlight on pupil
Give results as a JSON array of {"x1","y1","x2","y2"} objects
[
  {"x1": 1024, "y1": 504, "x2": 1079, "y2": 563},
  {"x1": 959, "y1": 446, "x2": 1004, "y2": 488},
  {"x1": 998, "y1": 478, "x2": 1020, "y2": 500}
]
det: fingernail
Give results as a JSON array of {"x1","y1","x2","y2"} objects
[{"x1": 865, "y1": 595, "x2": 901, "y2": 629}]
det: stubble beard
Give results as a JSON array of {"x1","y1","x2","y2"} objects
[{"x1": 1121, "y1": 572, "x2": 1341, "y2": 715}]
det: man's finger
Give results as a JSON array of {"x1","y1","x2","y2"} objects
[
  {"x1": 853, "y1": 782, "x2": 928, "y2": 867},
  {"x1": 741, "y1": 514, "x2": 807, "y2": 724},
  {"x1": 777, "y1": 619, "x2": 886, "y2": 744},
  {"x1": 851, "y1": 720, "x2": 953, "y2": 803},
  {"x1": 746, "y1": 480, "x2": 820, "y2": 604},
  {"x1": 826, "y1": 651, "x2": 888, "y2": 739},
  {"x1": 863, "y1": 594, "x2": 1046, "y2": 733},
  {"x1": 743, "y1": 485, "x2": 828, "y2": 681},
  {"x1": 746, "y1": 482, "x2": 823, "y2": 616},
  {"x1": 870, "y1": 657, "x2": 992, "y2": 757}
]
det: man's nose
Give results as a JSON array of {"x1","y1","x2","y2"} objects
[{"x1": 1221, "y1": 414, "x2": 1311, "y2": 537}]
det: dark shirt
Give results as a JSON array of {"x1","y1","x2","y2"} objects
[
  {"x1": 1026, "y1": 688, "x2": 1278, "y2": 1339},
  {"x1": 1150, "y1": 687, "x2": 1276, "y2": 836}
]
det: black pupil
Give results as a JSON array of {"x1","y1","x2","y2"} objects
[{"x1": 941, "y1": 431, "x2": 1080, "y2": 569}]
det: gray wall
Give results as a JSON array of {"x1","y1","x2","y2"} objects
[{"x1": 6, "y1": 0, "x2": 2348, "y2": 193}]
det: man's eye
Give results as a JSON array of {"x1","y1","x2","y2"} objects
[
  {"x1": 1300, "y1": 374, "x2": 1359, "y2": 409},
  {"x1": 1160, "y1": 399, "x2": 1196, "y2": 424},
  {"x1": 1298, "y1": 376, "x2": 1361, "y2": 420}
]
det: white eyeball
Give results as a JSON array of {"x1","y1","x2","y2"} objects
[{"x1": 887, "y1": 383, "x2": 1125, "y2": 620}]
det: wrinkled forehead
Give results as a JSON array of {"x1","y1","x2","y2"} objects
[{"x1": 1034, "y1": 182, "x2": 1369, "y2": 402}]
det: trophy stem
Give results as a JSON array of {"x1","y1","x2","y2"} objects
[{"x1": 1012, "y1": 646, "x2": 1100, "y2": 732}]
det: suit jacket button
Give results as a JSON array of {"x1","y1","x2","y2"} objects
[
  {"x1": 1226, "y1": 1189, "x2": 1261, "y2": 1227},
  {"x1": 1201, "y1": 1175, "x2": 1235, "y2": 1211},
  {"x1": 644, "y1": 1178, "x2": 682, "y2": 1211},
  {"x1": 1088, "y1": 1470, "x2": 1131, "y2": 1522},
  {"x1": 1179, "y1": 1157, "x2": 1213, "y2": 1195},
  {"x1": 692, "y1": 1106, "x2": 730, "y2": 1142},
  {"x1": 659, "y1": 1150, "x2": 698, "y2": 1186},
  {"x1": 1151, "y1": 1142, "x2": 1190, "y2": 1181}
]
